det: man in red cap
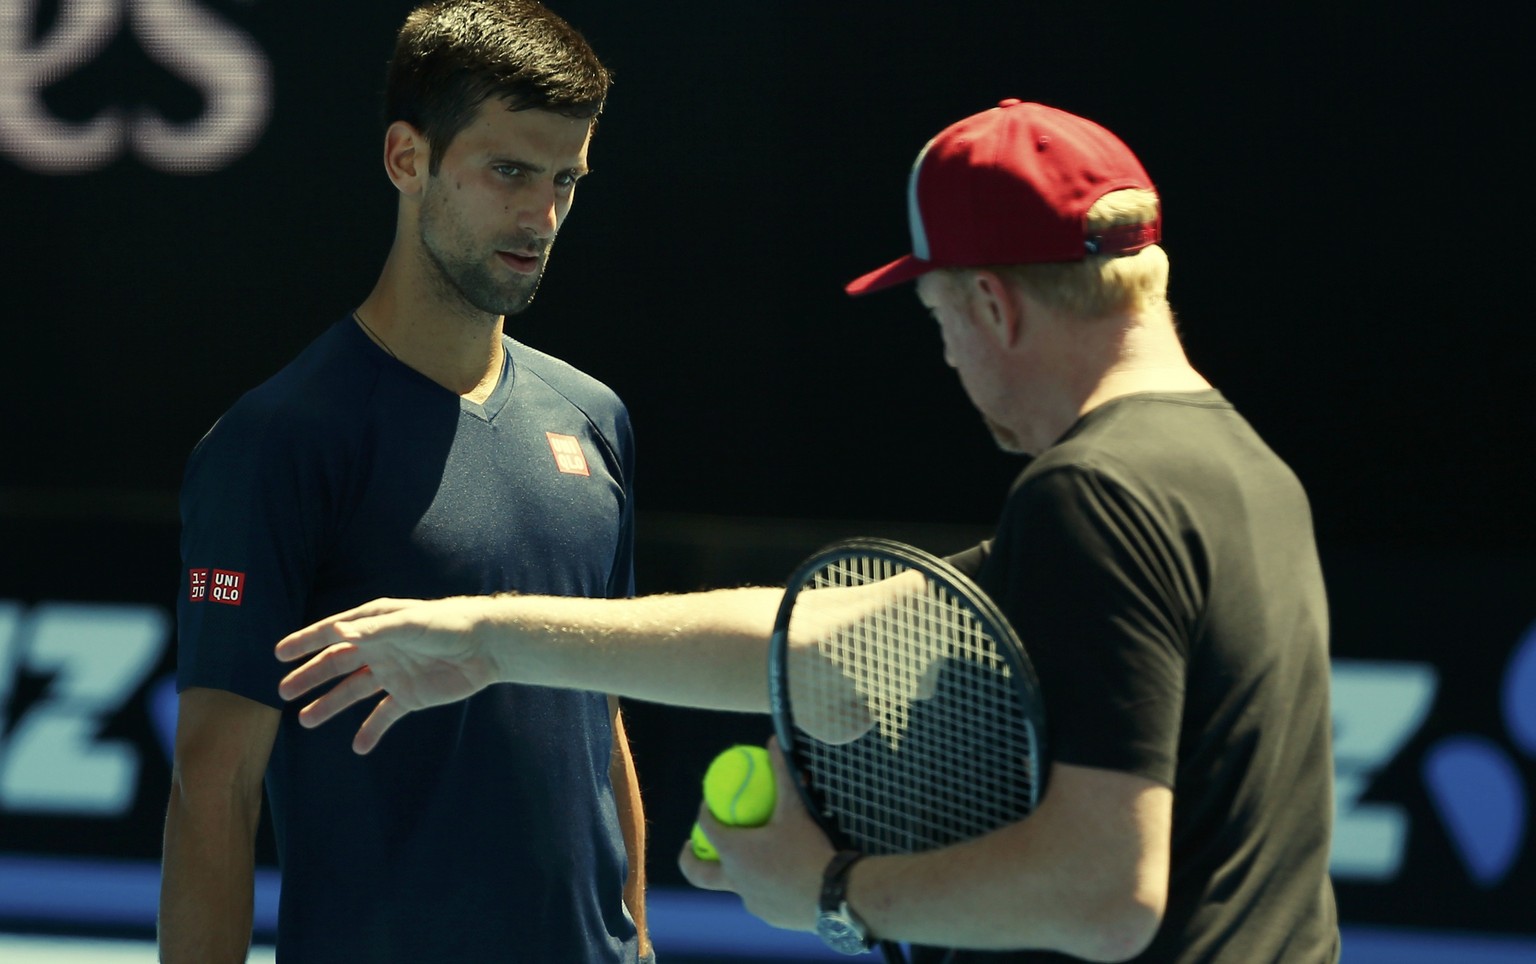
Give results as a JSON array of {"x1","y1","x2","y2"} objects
[{"x1": 273, "y1": 101, "x2": 1339, "y2": 962}]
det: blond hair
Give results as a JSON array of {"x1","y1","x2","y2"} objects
[{"x1": 956, "y1": 189, "x2": 1169, "y2": 320}]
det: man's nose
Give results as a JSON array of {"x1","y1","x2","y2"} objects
[{"x1": 517, "y1": 182, "x2": 559, "y2": 238}]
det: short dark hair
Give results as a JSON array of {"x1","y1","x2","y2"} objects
[{"x1": 385, "y1": 0, "x2": 612, "y2": 175}]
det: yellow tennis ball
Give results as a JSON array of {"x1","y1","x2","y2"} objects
[
  {"x1": 690, "y1": 820, "x2": 719, "y2": 861},
  {"x1": 690, "y1": 744, "x2": 776, "y2": 861}
]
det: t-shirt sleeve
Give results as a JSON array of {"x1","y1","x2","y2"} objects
[
  {"x1": 944, "y1": 539, "x2": 992, "y2": 580},
  {"x1": 176, "y1": 404, "x2": 331, "y2": 708},
  {"x1": 998, "y1": 465, "x2": 1197, "y2": 788},
  {"x1": 605, "y1": 405, "x2": 638, "y2": 600}
]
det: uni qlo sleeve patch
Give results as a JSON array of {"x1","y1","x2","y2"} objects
[
  {"x1": 189, "y1": 568, "x2": 245, "y2": 604},
  {"x1": 545, "y1": 432, "x2": 591, "y2": 476}
]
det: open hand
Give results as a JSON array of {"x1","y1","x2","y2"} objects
[{"x1": 275, "y1": 596, "x2": 502, "y2": 753}]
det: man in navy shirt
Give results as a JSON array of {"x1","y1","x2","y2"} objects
[{"x1": 158, "y1": 2, "x2": 650, "y2": 961}]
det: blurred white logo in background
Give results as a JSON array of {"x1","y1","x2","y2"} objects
[
  {"x1": 0, "y1": 601, "x2": 167, "y2": 816},
  {"x1": 0, "y1": 0, "x2": 272, "y2": 175}
]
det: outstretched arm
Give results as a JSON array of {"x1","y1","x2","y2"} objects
[
  {"x1": 275, "y1": 588, "x2": 786, "y2": 751},
  {"x1": 276, "y1": 572, "x2": 917, "y2": 752}
]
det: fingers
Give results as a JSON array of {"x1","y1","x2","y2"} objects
[
  {"x1": 695, "y1": 800, "x2": 727, "y2": 840},
  {"x1": 354, "y1": 696, "x2": 409, "y2": 755},
  {"x1": 274, "y1": 599, "x2": 408, "y2": 662},
  {"x1": 286, "y1": 663, "x2": 413, "y2": 754},
  {"x1": 274, "y1": 621, "x2": 340, "y2": 663},
  {"x1": 278, "y1": 641, "x2": 367, "y2": 701},
  {"x1": 272, "y1": 598, "x2": 427, "y2": 754},
  {"x1": 276, "y1": 612, "x2": 363, "y2": 664},
  {"x1": 766, "y1": 736, "x2": 793, "y2": 790},
  {"x1": 765, "y1": 738, "x2": 804, "y2": 826},
  {"x1": 293, "y1": 664, "x2": 382, "y2": 728},
  {"x1": 677, "y1": 835, "x2": 729, "y2": 891},
  {"x1": 690, "y1": 801, "x2": 759, "y2": 866}
]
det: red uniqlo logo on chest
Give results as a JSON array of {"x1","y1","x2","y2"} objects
[
  {"x1": 188, "y1": 569, "x2": 209, "y2": 602},
  {"x1": 210, "y1": 569, "x2": 246, "y2": 606},
  {"x1": 546, "y1": 432, "x2": 590, "y2": 476}
]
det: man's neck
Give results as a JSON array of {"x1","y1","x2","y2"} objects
[
  {"x1": 1004, "y1": 305, "x2": 1210, "y2": 455},
  {"x1": 356, "y1": 250, "x2": 508, "y2": 403},
  {"x1": 1074, "y1": 307, "x2": 1211, "y2": 416}
]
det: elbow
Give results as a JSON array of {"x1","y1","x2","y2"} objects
[
  {"x1": 165, "y1": 761, "x2": 264, "y2": 833},
  {"x1": 1064, "y1": 891, "x2": 1164, "y2": 963}
]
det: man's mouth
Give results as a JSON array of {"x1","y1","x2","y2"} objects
[{"x1": 496, "y1": 250, "x2": 541, "y2": 275}]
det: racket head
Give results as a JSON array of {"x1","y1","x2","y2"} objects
[{"x1": 768, "y1": 537, "x2": 1047, "y2": 857}]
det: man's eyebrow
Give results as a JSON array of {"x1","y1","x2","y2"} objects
[
  {"x1": 488, "y1": 158, "x2": 592, "y2": 178},
  {"x1": 489, "y1": 156, "x2": 544, "y2": 173}
]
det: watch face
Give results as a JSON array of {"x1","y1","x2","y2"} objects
[{"x1": 816, "y1": 913, "x2": 870, "y2": 955}]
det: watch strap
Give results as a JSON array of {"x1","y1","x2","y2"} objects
[{"x1": 820, "y1": 850, "x2": 867, "y2": 912}]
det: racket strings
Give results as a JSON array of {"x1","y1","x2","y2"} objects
[{"x1": 797, "y1": 558, "x2": 1041, "y2": 856}]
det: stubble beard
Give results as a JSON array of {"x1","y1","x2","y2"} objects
[{"x1": 418, "y1": 186, "x2": 550, "y2": 318}]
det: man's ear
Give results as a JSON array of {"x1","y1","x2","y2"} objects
[
  {"x1": 384, "y1": 120, "x2": 429, "y2": 196},
  {"x1": 967, "y1": 269, "x2": 1026, "y2": 351}
]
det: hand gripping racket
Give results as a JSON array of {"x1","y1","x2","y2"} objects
[{"x1": 768, "y1": 538, "x2": 1048, "y2": 964}]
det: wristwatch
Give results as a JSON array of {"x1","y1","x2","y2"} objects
[{"x1": 816, "y1": 850, "x2": 875, "y2": 954}]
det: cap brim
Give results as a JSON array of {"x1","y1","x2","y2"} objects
[{"x1": 844, "y1": 254, "x2": 935, "y2": 297}]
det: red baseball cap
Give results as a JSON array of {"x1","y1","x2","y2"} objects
[{"x1": 845, "y1": 99, "x2": 1160, "y2": 296}]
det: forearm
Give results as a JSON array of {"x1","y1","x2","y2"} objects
[
  {"x1": 480, "y1": 587, "x2": 785, "y2": 711},
  {"x1": 157, "y1": 783, "x2": 260, "y2": 963},
  {"x1": 849, "y1": 825, "x2": 1108, "y2": 957},
  {"x1": 610, "y1": 706, "x2": 649, "y2": 956},
  {"x1": 845, "y1": 768, "x2": 1169, "y2": 961}
]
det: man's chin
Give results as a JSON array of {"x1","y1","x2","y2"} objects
[
  {"x1": 985, "y1": 418, "x2": 1034, "y2": 456},
  {"x1": 483, "y1": 269, "x2": 544, "y2": 317},
  {"x1": 500, "y1": 283, "x2": 541, "y2": 316}
]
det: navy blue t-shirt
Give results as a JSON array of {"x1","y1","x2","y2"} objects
[{"x1": 177, "y1": 318, "x2": 640, "y2": 962}]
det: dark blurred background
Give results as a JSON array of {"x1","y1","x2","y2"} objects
[{"x1": 1, "y1": 1, "x2": 1532, "y2": 959}]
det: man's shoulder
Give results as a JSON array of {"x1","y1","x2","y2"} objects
[
  {"x1": 507, "y1": 338, "x2": 618, "y2": 397},
  {"x1": 1010, "y1": 389, "x2": 1308, "y2": 545},
  {"x1": 249, "y1": 319, "x2": 378, "y2": 405},
  {"x1": 1033, "y1": 391, "x2": 1282, "y2": 486},
  {"x1": 506, "y1": 337, "x2": 630, "y2": 429},
  {"x1": 193, "y1": 321, "x2": 377, "y2": 458}
]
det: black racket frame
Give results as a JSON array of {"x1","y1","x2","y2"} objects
[{"x1": 767, "y1": 537, "x2": 1048, "y2": 963}]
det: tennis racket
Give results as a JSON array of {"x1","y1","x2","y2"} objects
[{"x1": 768, "y1": 538, "x2": 1048, "y2": 964}]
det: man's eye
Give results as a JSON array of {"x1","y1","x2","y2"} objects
[{"x1": 494, "y1": 165, "x2": 522, "y2": 178}]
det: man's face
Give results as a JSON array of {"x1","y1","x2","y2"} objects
[
  {"x1": 417, "y1": 100, "x2": 593, "y2": 317},
  {"x1": 916, "y1": 272, "x2": 1027, "y2": 453}
]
